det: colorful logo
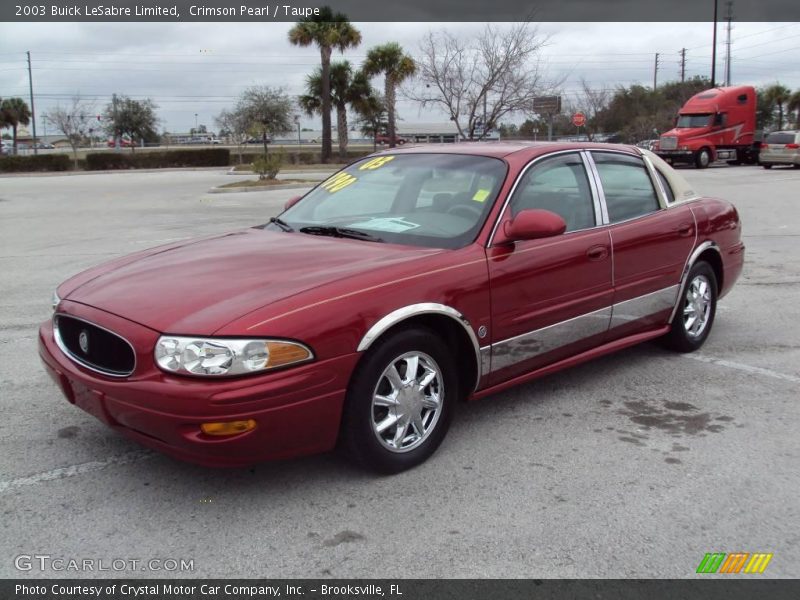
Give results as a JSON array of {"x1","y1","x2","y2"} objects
[{"x1": 696, "y1": 552, "x2": 773, "y2": 574}]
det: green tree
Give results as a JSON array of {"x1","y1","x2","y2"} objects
[
  {"x1": 288, "y1": 7, "x2": 362, "y2": 163},
  {"x1": 362, "y1": 43, "x2": 416, "y2": 148},
  {"x1": 1, "y1": 97, "x2": 32, "y2": 153},
  {"x1": 764, "y1": 84, "x2": 793, "y2": 130},
  {"x1": 299, "y1": 61, "x2": 373, "y2": 160},
  {"x1": 234, "y1": 86, "x2": 293, "y2": 157},
  {"x1": 352, "y1": 93, "x2": 387, "y2": 151},
  {"x1": 103, "y1": 96, "x2": 159, "y2": 152},
  {"x1": 788, "y1": 90, "x2": 800, "y2": 129}
]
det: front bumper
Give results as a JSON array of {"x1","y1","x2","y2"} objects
[
  {"x1": 38, "y1": 305, "x2": 360, "y2": 467},
  {"x1": 655, "y1": 150, "x2": 695, "y2": 163}
]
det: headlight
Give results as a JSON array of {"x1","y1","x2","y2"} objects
[
  {"x1": 154, "y1": 336, "x2": 313, "y2": 376},
  {"x1": 52, "y1": 290, "x2": 60, "y2": 311}
]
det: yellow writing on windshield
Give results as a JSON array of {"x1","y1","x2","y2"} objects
[
  {"x1": 359, "y1": 156, "x2": 395, "y2": 170},
  {"x1": 321, "y1": 172, "x2": 358, "y2": 193}
]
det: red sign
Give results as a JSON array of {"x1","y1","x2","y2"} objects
[{"x1": 572, "y1": 112, "x2": 586, "y2": 127}]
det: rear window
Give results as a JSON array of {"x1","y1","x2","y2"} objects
[{"x1": 765, "y1": 132, "x2": 797, "y2": 145}]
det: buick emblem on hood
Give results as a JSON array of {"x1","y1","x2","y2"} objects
[{"x1": 78, "y1": 330, "x2": 89, "y2": 354}]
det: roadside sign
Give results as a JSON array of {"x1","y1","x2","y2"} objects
[
  {"x1": 533, "y1": 96, "x2": 562, "y2": 115},
  {"x1": 572, "y1": 112, "x2": 587, "y2": 127}
]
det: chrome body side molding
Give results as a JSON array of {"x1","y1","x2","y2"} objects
[
  {"x1": 609, "y1": 285, "x2": 679, "y2": 328},
  {"x1": 491, "y1": 307, "x2": 612, "y2": 373},
  {"x1": 357, "y1": 303, "x2": 483, "y2": 391}
]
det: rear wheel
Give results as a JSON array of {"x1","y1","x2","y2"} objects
[
  {"x1": 762, "y1": 164, "x2": 773, "y2": 169},
  {"x1": 341, "y1": 328, "x2": 457, "y2": 473},
  {"x1": 662, "y1": 261, "x2": 717, "y2": 352},
  {"x1": 695, "y1": 148, "x2": 712, "y2": 169}
]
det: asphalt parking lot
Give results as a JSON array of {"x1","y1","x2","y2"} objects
[{"x1": 1, "y1": 163, "x2": 798, "y2": 578}]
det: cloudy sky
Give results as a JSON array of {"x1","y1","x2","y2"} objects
[{"x1": 1, "y1": 21, "x2": 798, "y2": 135}]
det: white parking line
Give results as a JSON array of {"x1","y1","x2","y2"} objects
[
  {"x1": 0, "y1": 450, "x2": 154, "y2": 495},
  {"x1": 683, "y1": 354, "x2": 800, "y2": 384}
]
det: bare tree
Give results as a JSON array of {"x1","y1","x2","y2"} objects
[
  {"x1": 44, "y1": 95, "x2": 96, "y2": 167},
  {"x1": 409, "y1": 23, "x2": 557, "y2": 140},
  {"x1": 215, "y1": 108, "x2": 250, "y2": 164},
  {"x1": 574, "y1": 78, "x2": 610, "y2": 141}
]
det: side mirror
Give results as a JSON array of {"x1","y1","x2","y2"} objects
[
  {"x1": 284, "y1": 195, "x2": 302, "y2": 211},
  {"x1": 502, "y1": 209, "x2": 566, "y2": 242}
]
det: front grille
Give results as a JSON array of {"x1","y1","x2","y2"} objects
[
  {"x1": 54, "y1": 315, "x2": 136, "y2": 377},
  {"x1": 660, "y1": 136, "x2": 678, "y2": 150}
]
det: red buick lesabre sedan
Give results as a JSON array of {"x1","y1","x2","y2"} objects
[{"x1": 39, "y1": 143, "x2": 744, "y2": 473}]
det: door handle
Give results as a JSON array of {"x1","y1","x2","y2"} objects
[
  {"x1": 676, "y1": 223, "x2": 694, "y2": 237},
  {"x1": 586, "y1": 245, "x2": 609, "y2": 261}
]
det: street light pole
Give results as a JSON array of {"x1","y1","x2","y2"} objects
[
  {"x1": 294, "y1": 115, "x2": 300, "y2": 147},
  {"x1": 194, "y1": 113, "x2": 198, "y2": 133}
]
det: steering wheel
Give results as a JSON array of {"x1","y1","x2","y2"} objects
[{"x1": 445, "y1": 203, "x2": 483, "y2": 220}]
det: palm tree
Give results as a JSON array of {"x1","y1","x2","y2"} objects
[
  {"x1": 763, "y1": 84, "x2": 792, "y2": 130},
  {"x1": 288, "y1": 8, "x2": 361, "y2": 163},
  {"x1": 1, "y1": 97, "x2": 31, "y2": 153},
  {"x1": 299, "y1": 61, "x2": 373, "y2": 160},
  {"x1": 362, "y1": 43, "x2": 416, "y2": 148},
  {"x1": 788, "y1": 90, "x2": 800, "y2": 129}
]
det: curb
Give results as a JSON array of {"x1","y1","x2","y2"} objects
[{"x1": 208, "y1": 182, "x2": 316, "y2": 194}]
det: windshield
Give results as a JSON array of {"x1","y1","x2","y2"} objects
[
  {"x1": 277, "y1": 153, "x2": 507, "y2": 249},
  {"x1": 676, "y1": 114, "x2": 712, "y2": 128}
]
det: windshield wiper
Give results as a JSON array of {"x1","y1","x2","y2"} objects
[
  {"x1": 299, "y1": 226, "x2": 384, "y2": 243},
  {"x1": 269, "y1": 217, "x2": 294, "y2": 232}
]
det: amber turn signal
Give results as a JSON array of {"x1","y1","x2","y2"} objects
[{"x1": 200, "y1": 419, "x2": 257, "y2": 436}]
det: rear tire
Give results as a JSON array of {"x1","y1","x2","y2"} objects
[
  {"x1": 340, "y1": 328, "x2": 457, "y2": 473},
  {"x1": 762, "y1": 164, "x2": 773, "y2": 169},
  {"x1": 662, "y1": 261, "x2": 717, "y2": 353}
]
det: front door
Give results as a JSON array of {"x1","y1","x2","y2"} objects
[{"x1": 487, "y1": 152, "x2": 613, "y2": 384}]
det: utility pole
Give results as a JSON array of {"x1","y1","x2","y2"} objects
[
  {"x1": 26, "y1": 51, "x2": 38, "y2": 155},
  {"x1": 679, "y1": 48, "x2": 687, "y2": 83},
  {"x1": 711, "y1": 0, "x2": 719, "y2": 87},
  {"x1": 653, "y1": 53, "x2": 660, "y2": 90},
  {"x1": 724, "y1": 0, "x2": 734, "y2": 86}
]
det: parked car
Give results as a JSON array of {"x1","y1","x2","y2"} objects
[
  {"x1": 759, "y1": 130, "x2": 800, "y2": 169},
  {"x1": 375, "y1": 134, "x2": 408, "y2": 145},
  {"x1": 636, "y1": 139, "x2": 659, "y2": 151},
  {"x1": 244, "y1": 137, "x2": 272, "y2": 144},
  {"x1": 107, "y1": 138, "x2": 135, "y2": 148},
  {"x1": 32, "y1": 142, "x2": 55, "y2": 150},
  {"x1": 40, "y1": 143, "x2": 744, "y2": 473}
]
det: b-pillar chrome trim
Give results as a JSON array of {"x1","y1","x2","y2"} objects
[
  {"x1": 668, "y1": 240, "x2": 721, "y2": 324},
  {"x1": 357, "y1": 303, "x2": 483, "y2": 391}
]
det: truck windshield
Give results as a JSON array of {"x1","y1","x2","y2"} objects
[{"x1": 676, "y1": 114, "x2": 712, "y2": 128}]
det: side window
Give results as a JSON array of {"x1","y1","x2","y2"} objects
[
  {"x1": 655, "y1": 169, "x2": 675, "y2": 204},
  {"x1": 591, "y1": 152, "x2": 660, "y2": 223},
  {"x1": 509, "y1": 153, "x2": 596, "y2": 232}
]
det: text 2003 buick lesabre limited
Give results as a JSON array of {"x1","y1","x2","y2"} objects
[{"x1": 39, "y1": 143, "x2": 744, "y2": 473}]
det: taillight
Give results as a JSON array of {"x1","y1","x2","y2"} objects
[{"x1": 786, "y1": 143, "x2": 799, "y2": 149}]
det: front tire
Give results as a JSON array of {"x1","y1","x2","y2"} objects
[
  {"x1": 662, "y1": 261, "x2": 717, "y2": 352},
  {"x1": 341, "y1": 328, "x2": 457, "y2": 473},
  {"x1": 695, "y1": 148, "x2": 712, "y2": 169}
]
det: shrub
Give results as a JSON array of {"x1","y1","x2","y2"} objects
[
  {"x1": 0, "y1": 154, "x2": 72, "y2": 172},
  {"x1": 251, "y1": 151, "x2": 284, "y2": 180},
  {"x1": 84, "y1": 148, "x2": 230, "y2": 170}
]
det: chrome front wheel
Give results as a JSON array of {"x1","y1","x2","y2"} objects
[
  {"x1": 341, "y1": 328, "x2": 457, "y2": 473},
  {"x1": 371, "y1": 352, "x2": 444, "y2": 453},
  {"x1": 662, "y1": 261, "x2": 717, "y2": 353}
]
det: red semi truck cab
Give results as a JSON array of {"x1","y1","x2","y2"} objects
[{"x1": 656, "y1": 85, "x2": 759, "y2": 168}]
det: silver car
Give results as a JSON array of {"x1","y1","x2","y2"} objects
[{"x1": 760, "y1": 130, "x2": 800, "y2": 169}]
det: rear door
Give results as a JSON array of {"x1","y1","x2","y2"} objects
[
  {"x1": 588, "y1": 151, "x2": 695, "y2": 339},
  {"x1": 487, "y1": 151, "x2": 613, "y2": 383}
]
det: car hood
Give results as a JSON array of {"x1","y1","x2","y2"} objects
[
  {"x1": 63, "y1": 228, "x2": 442, "y2": 334},
  {"x1": 662, "y1": 127, "x2": 710, "y2": 140}
]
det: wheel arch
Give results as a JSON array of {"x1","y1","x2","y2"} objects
[
  {"x1": 357, "y1": 303, "x2": 481, "y2": 394},
  {"x1": 668, "y1": 241, "x2": 722, "y2": 324}
]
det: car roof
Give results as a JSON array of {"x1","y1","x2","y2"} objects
[{"x1": 377, "y1": 141, "x2": 640, "y2": 159}]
